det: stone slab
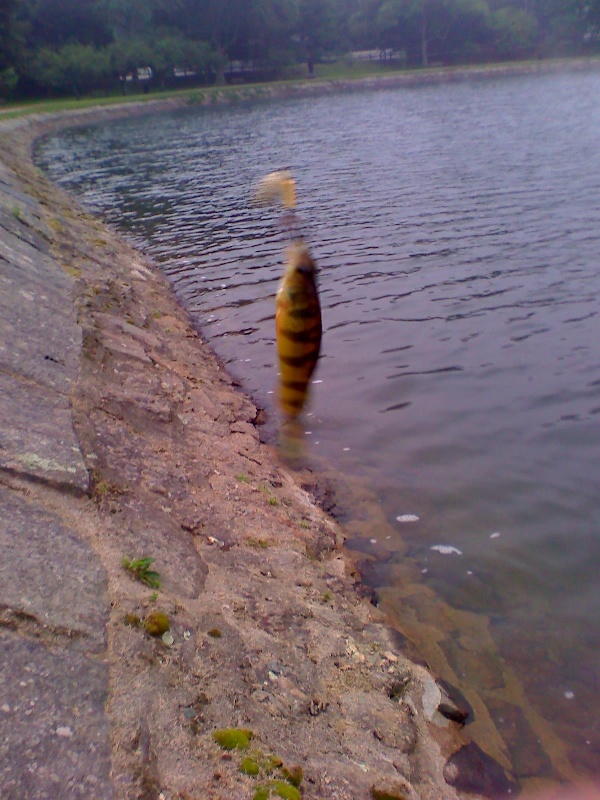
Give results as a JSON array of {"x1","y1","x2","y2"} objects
[
  {"x1": 0, "y1": 486, "x2": 108, "y2": 647},
  {"x1": 0, "y1": 373, "x2": 88, "y2": 491},
  {"x1": 0, "y1": 630, "x2": 114, "y2": 800}
]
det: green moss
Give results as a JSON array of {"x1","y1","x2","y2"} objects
[
  {"x1": 144, "y1": 611, "x2": 170, "y2": 637},
  {"x1": 321, "y1": 591, "x2": 333, "y2": 603},
  {"x1": 270, "y1": 780, "x2": 301, "y2": 800},
  {"x1": 371, "y1": 788, "x2": 408, "y2": 800},
  {"x1": 254, "y1": 789, "x2": 269, "y2": 800},
  {"x1": 281, "y1": 766, "x2": 302, "y2": 788},
  {"x1": 240, "y1": 757, "x2": 261, "y2": 776},
  {"x1": 268, "y1": 497, "x2": 279, "y2": 506},
  {"x1": 212, "y1": 728, "x2": 253, "y2": 750},
  {"x1": 262, "y1": 755, "x2": 283, "y2": 774},
  {"x1": 123, "y1": 613, "x2": 142, "y2": 627}
]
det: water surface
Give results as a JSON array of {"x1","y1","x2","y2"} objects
[{"x1": 38, "y1": 70, "x2": 600, "y2": 780}]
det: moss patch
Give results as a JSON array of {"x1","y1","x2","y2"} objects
[
  {"x1": 240, "y1": 757, "x2": 261, "y2": 776},
  {"x1": 144, "y1": 611, "x2": 170, "y2": 637},
  {"x1": 212, "y1": 728, "x2": 253, "y2": 750}
]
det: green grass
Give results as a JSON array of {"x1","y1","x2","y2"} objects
[
  {"x1": 313, "y1": 60, "x2": 402, "y2": 80},
  {"x1": 1, "y1": 56, "x2": 597, "y2": 121}
]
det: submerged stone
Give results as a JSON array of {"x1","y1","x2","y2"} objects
[{"x1": 443, "y1": 742, "x2": 519, "y2": 797}]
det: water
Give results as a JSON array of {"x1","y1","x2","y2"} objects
[{"x1": 37, "y1": 70, "x2": 600, "y2": 781}]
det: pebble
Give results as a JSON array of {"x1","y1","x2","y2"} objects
[
  {"x1": 56, "y1": 726, "x2": 73, "y2": 737},
  {"x1": 396, "y1": 514, "x2": 419, "y2": 523},
  {"x1": 430, "y1": 545, "x2": 463, "y2": 555}
]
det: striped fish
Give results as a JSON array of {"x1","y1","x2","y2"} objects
[{"x1": 276, "y1": 242, "x2": 322, "y2": 418}]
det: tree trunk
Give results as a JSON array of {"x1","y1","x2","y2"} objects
[
  {"x1": 421, "y1": 10, "x2": 429, "y2": 67},
  {"x1": 214, "y1": 42, "x2": 226, "y2": 85}
]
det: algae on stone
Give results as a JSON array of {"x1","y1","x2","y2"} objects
[
  {"x1": 212, "y1": 728, "x2": 254, "y2": 750},
  {"x1": 240, "y1": 757, "x2": 261, "y2": 776},
  {"x1": 145, "y1": 611, "x2": 170, "y2": 637}
]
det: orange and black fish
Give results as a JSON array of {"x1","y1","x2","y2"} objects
[
  {"x1": 254, "y1": 170, "x2": 322, "y2": 419},
  {"x1": 275, "y1": 242, "x2": 322, "y2": 418}
]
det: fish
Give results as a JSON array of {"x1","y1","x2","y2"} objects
[
  {"x1": 276, "y1": 241, "x2": 322, "y2": 418},
  {"x1": 254, "y1": 170, "x2": 322, "y2": 419}
]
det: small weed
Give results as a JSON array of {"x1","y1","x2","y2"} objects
[
  {"x1": 321, "y1": 590, "x2": 333, "y2": 603},
  {"x1": 11, "y1": 205, "x2": 24, "y2": 221},
  {"x1": 64, "y1": 265, "x2": 81, "y2": 278},
  {"x1": 268, "y1": 497, "x2": 279, "y2": 507},
  {"x1": 236, "y1": 472, "x2": 250, "y2": 483},
  {"x1": 248, "y1": 538, "x2": 271, "y2": 549},
  {"x1": 258, "y1": 483, "x2": 271, "y2": 494},
  {"x1": 299, "y1": 520, "x2": 310, "y2": 529},
  {"x1": 151, "y1": 310, "x2": 163, "y2": 319},
  {"x1": 122, "y1": 556, "x2": 161, "y2": 589},
  {"x1": 92, "y1": 477, "x2": 121, "y2": 504},
  {"x1": 148, "y1": 592, "x2": 158, "y2": 602}
]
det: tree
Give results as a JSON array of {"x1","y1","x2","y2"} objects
[
  {"x1": 249, "y1": 0, "x2": 299, "y2": 69},
  {"x1": 296, "y1": 0, "x2": 338, "y2": 75},
  {"x1": 24, "y1": 0, "x2": 112, "y2": 48},
  {"x1": 179, "y1": 0, "x2": 252, "y2": 82},
  {"x1": 491, "y1": 6, "x2": 537, "y2": 58},
  {"x1": 29, "y1": 42, "x2": 111, "y2": 96}
]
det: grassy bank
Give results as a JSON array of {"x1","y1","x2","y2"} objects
[{"x1": 2, "y1": 55, "x2": 599, "y2": 120}]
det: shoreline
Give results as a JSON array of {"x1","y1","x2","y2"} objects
[
  {"x1": 0, "y1": 68, "x2": 586, "y2": 795},
  {"x1": 0, "y1": 100, "x2": 484, "y2": 800},
  {"x1": 1, "y1": 55, "x2": 599, "y2": 118}
]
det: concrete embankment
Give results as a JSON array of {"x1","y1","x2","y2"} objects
[{"x1": 0, "y1": 101, "x2": 519, "y2": 800}]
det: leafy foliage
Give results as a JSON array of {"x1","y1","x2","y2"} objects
[
  {"x1": 122, "y1": 556, "x2": 162, "y2": 588},
  {"x1": 1, "y1": 0, "x2": 598, "y2": 99}
]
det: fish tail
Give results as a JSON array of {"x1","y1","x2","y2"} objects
[{"x1": 254, "y1": 170, "x2": 296, "y2": 209}]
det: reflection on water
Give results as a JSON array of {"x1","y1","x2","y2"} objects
[{"x1": 37, "y1": 69, "x2": 600, "y2": 782}]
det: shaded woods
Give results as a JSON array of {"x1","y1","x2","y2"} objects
[{"x1": 1, "y1": 0, "x2": 599, "y2": 99}]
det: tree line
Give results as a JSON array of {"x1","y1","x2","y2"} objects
[{"x1": 1, "y1": 0, "x2": 599, "y2": 99}]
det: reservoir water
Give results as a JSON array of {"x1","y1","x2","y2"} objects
[{"x1": 37, "y1": 69, "x2": 600, "y2": 783}]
